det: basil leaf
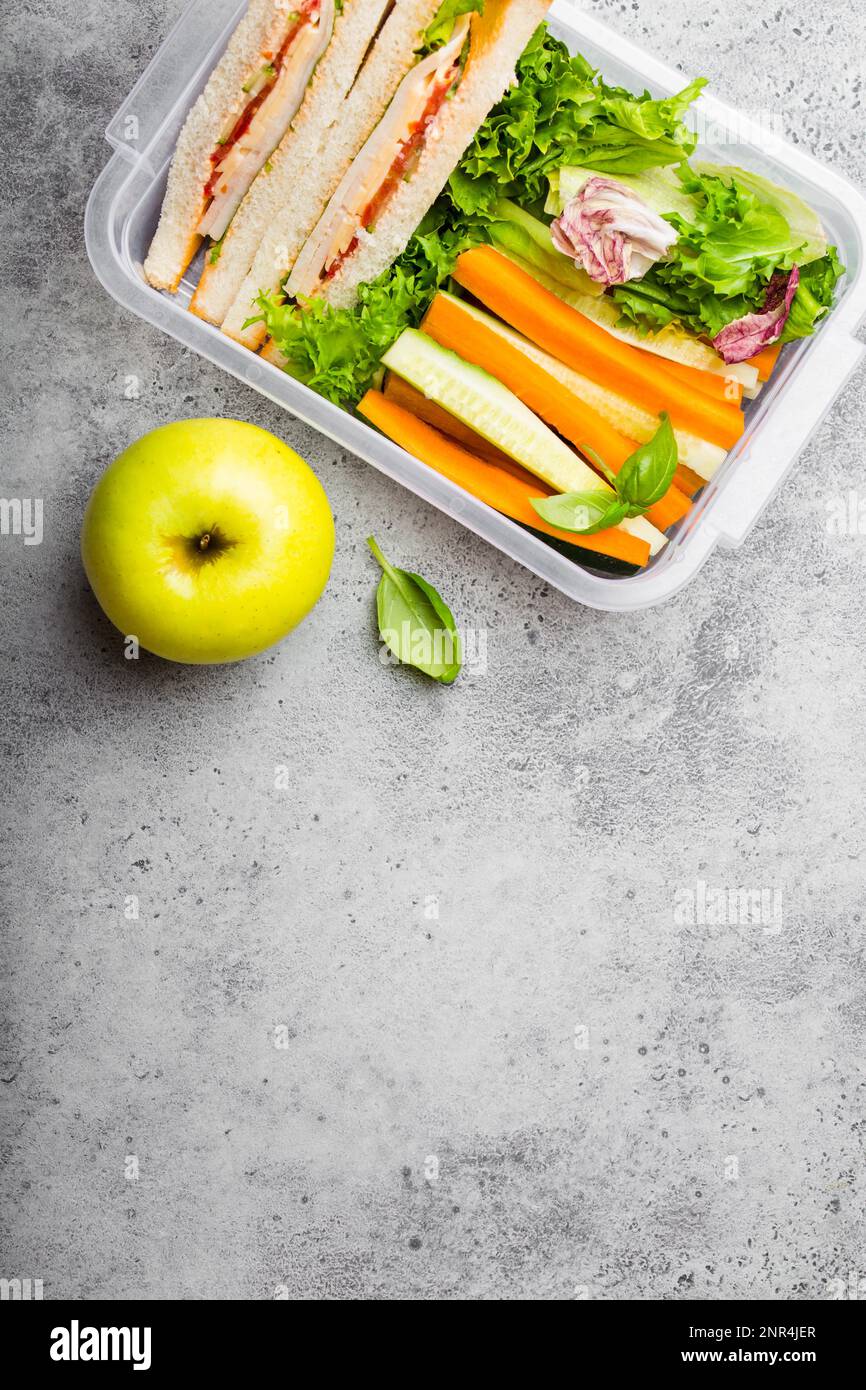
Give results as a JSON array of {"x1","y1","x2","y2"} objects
[
  {"x1": 530, "y1": 492, "x2": 629, "y2": 535},
  {"x1": 616, "y1": 413, "x2": 679, "y2": 513},
  {"x1": 367, "y1": 537, "x2": 462, "y2": 685}
]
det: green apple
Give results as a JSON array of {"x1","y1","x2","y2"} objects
[{"x1": 81, "y1": 419, "x2": 335, "y2": 664}]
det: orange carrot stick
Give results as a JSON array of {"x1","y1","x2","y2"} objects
[
  {"x1": 453, "y1": 246, "x2": 745, "y2": 451},
  {"x1": 422, "y1": 292, "x2": 691, "y2": 532},
  {"x1": 674, "y1": 463, "x2": 707, "y2": 498},
  {"x1": 748, "y1": 342, "x2": 783, "y2": 381},
  {"x1": 657, "y1": 355, "x2": 743, "y2": 406},
  {"x1": 358, "y1": 390, "x2": 651, "y2": 569}
]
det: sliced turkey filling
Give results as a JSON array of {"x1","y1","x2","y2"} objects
[
  {"x1": 198, "y1": 0, "x2": 335, "y2": 242},
  {"x1": 288, "y1": 15, "x2": 472, "y2": 300}
]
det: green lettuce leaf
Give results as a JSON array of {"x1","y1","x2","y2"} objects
[
  {"x1": 692, "y1": 161, "x2": 828, "y2": 265},
  {"x1": 420, "y1": 1, "x2": 484, "y2": 53},
  {"x1": 779, "y1": 248, "x2": 844, "y2": 343},
  {"x1": 487, "y1": 198, "x2": 598, "y2": 291}
]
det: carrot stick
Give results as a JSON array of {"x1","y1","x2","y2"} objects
[
  {"x1": 453, "y1": 246, "x2": 745, "y2": 451},
  {"x1": 748, "y1": 342, "x2": 783, "y2": 381},
  {"x1": 383, "y1": 374, "x2": 523, "y2": 473},
  {"x1": 657, "y1": 355, "x2": 743, "y2": 406},
  {"x1": 674, "y1": 463, "x2": 707, "y2": 498},
  {"x1": 358, "y1": 390, "x2": 651, "y2": 568},
  {"x1": 422, "y1": 292, "x2": 691, "y2": 532}
]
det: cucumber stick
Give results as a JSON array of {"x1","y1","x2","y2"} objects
[
  {"x1": 382, "y1": 330, "x2": 665, "y2": 555},
  {"x1": 436, "y1": 293, "x2": 727, "y2": 482}
]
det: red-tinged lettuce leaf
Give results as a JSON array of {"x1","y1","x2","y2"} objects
[
  {"x1": 550, "y1": 175, "x2": 678, "y2": 286},
  {"x1": 712, "y1": 266, "x2": 800, "y2": 363}
]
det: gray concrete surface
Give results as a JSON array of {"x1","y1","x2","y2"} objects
[{"x1": 2, "y1": 0, "x2": 865, "y2": 1301}]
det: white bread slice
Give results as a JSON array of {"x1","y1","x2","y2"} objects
[
  {"x1": 191, "y1": 0, "x2": 408, "y2": 328},
  {"x1": 319, "y1": 0, "x2": 551, "y2": 311},
  {"x1": 218, "y1": 0, "x2": 447, "y2": 348},
  {"x1": 261, "y1": 339, "x2": 288, "y2": 367},
  {"x1": 144, "y1": 0, "x2": 311, "y2": 292}
]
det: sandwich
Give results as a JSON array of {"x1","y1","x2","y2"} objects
[
  {"x1": 222, "y1": 0, "x2": 552, "y2": 345},
  {"x1": 144, "y1": 0, "x2": 395, "y2": 294},
  {"x1": 215, "y1": 0, "x2": 461, "y2": 346}
]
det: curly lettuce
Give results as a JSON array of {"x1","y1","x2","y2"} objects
[
  {"x1": 448, "y1": 28, "x2": 705, "y2": 219},
  {"x1": 692, "y1": 161, "x2": 828, "y2": 264}
]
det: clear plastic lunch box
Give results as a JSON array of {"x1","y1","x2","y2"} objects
[{"x1": 85, "y1": 0, "x2": 866, "y2": 611}]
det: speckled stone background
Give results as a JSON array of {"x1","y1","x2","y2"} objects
[{"x1": 2, "y1": 0, "x2": 865, "y2": 1301}]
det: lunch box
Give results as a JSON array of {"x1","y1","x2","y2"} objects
[{"x1": 85, "y1": 0, "x2": 866, "y2": 611}]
